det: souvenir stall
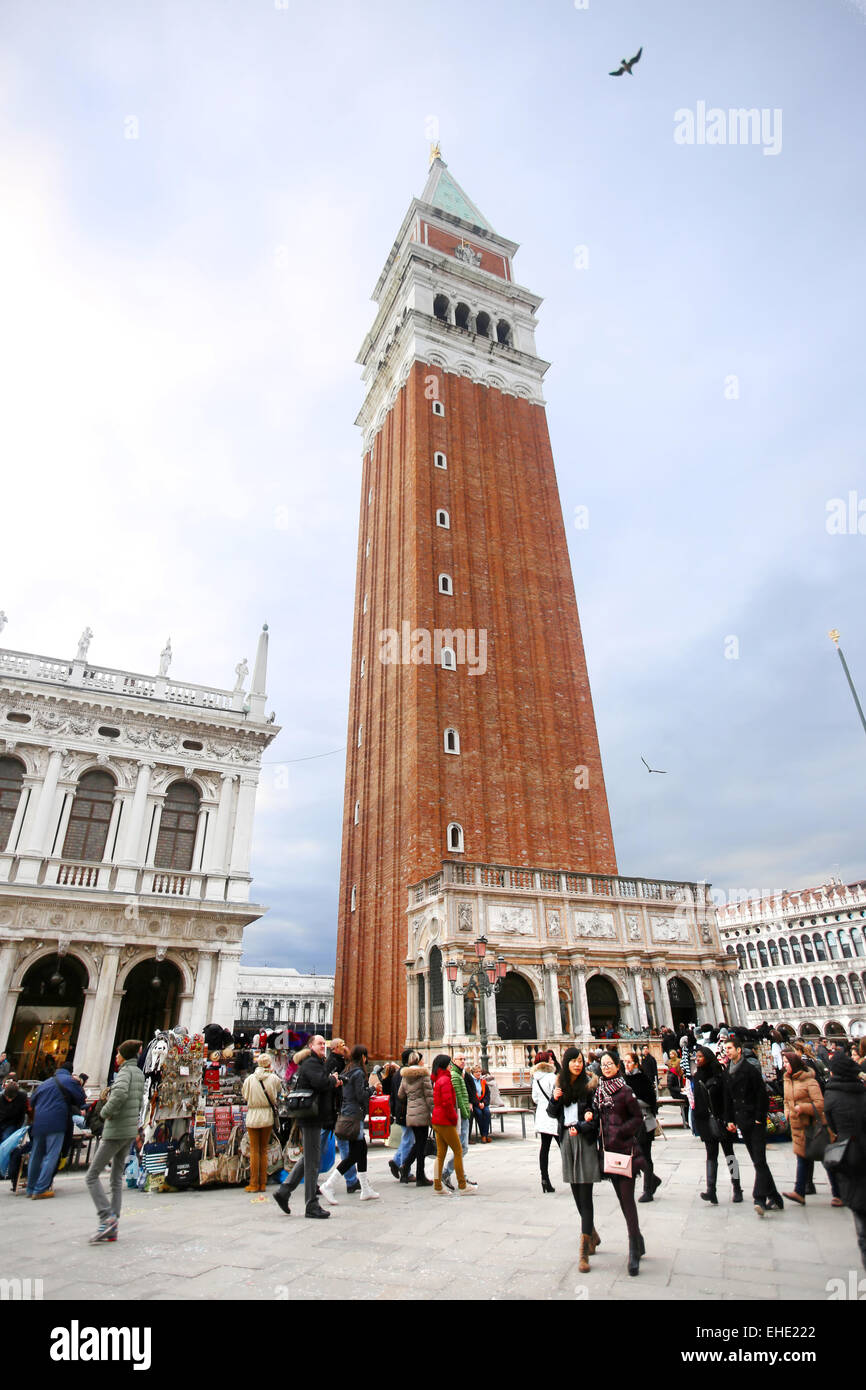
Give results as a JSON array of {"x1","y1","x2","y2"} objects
[{"x1": 131, "y1": 1025, "x2": 293, "y2": 1193}]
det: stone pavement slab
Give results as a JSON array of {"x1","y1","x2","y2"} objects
[{"x1": 1, "y1": 1122, "x2": 862, "y2": 1301}]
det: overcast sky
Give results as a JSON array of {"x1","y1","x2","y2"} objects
[{"x1": 2, "y1": 0, "x2": 864, "y2": 974}]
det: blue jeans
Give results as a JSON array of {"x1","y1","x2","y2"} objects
[
  {"x1": 336, "y1": 1132, "x2": 358, "y2": 1185},
  {"x1": 27, "y1": 1131, "x2": 64, "y2": 1195},
  {"x1": 442, "y1": 1114, "x2": 469, "y2": 1179},
  {"x1": 795, "y1": 1155, "x2": 814, "y2": 1198},
  {"x1": 394, "y1": 1124, "x2": 416, "y2": 1167}
]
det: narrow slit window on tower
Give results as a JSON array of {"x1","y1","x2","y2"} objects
[
  {"x1": 365, "y1": 539, "x2": 370, "y2": 557},
  {"x1": 434, "y1": 452, "x2": 447, "y2": 469},
  {"x1": 432, "y1": 400, "x2": 445, "y2": 417},
  {"x1": 438, "y1": 573, "x2": 452, "y2": 595},
  {"x1": 368, "y1": 488, "x2": 373, "y2": 504},
  {"x1": 436, "y1": 509, "x2": 450, "y2": 529},
  {"x1": 357, "y1": 724, "x2": 363, "y2": 747},
  {"x1": 444, "y1": 728, "x2": 460, "y2": 754},
  {"x1": 440, "y1": 647, "x2": 456, "y2": 670},
  {"x1": 351, "y1": 885, "x2": 357, "y2": 912},
  {"x1": 360, "y1": 657, "x2": 366, "y2": 678},
  {"x1": 447, "y1": 822, "x2": 464, "y2": 853},
  {"x1": 354, "y1": 800, "x2": 360, "y2": 825},
  {"x1": 363, "y1": 594, "x2": 368, "y2": 614}
]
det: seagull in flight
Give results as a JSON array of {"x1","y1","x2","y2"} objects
[
  {"x1": 641, "y1": 756, "x2": 667, "y2": 775},
  {"x1": 610, "y1": 47, "x2": 642, "y2": 77}
]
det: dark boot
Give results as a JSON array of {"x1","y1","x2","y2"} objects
[
  {"x1": 589, "y1": 1228, "x2": 601, "y2": 1253},
  {"x1": 305, "y1": 1199, "x2": 330, "y2": 1219},
  {"x1": 627, "y1": 1240, "x2": 640, "y2": 1276},
  {"x1": 541, "y1": 1176, "x2": 555, "y2": 1193},
  {"x1": 399, "y1": 1161, "x2": 412, "y2": 1184},
  {"x1": 638, "y1": 1166, "x2": 655, "y2": 1203},
  {"x1": 701, "y1": 1155, "x2": 718, "y2": 1205},
  {"x1": 726, "y1": 1152, "x2": 743, "y2": 1201},
  {"x1": 273, "y1": 1187, "x2": 291, "y2": 1215}
]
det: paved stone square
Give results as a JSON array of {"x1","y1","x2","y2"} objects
[{"x1": 2, "y1": 1120, "x2": 862, "y2": 1302}]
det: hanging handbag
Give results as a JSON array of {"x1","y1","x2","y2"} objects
[
  {"x1": 198, "y1": 1128, "x2": 220, "y2": 1186},
  {"x1": 803, "y1": 1117, "x2": 830, "y2": 1162},
  {"x1": 822, "y1": 1135, "x2": 852, "y2": 1175},
  {"x1": 598, "y1": 1103, "x2": 633, "y2": 1178},
  {"x1": 218, "y1": 1124, "x2": 244, "y2": 1184},
  {"x1": 335, "y1": 1112, "x2": 361, "y2": 1142},
  {"x1": 141, "y1": 1123, "x2": 171, "y2": 1177}
]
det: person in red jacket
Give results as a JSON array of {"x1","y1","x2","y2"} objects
[{"x1": 431, "y1": 1055, "x2": 475, "y2": 1196}]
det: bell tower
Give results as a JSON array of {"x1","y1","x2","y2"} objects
[{"x1": 334, "y1": 155, "x2": 617, "y2": 1057}]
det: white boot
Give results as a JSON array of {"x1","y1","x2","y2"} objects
[
  {"x1": 358, "y1": 1173, "x2": 380, "y2": 1202},
  {"x1": 319, "y1": 1170, "x2": 340, "y2": 1206}
]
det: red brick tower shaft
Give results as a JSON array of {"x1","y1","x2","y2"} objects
[{"x1": 334, "y1": 159, "x2": 616, "y2": 1058}]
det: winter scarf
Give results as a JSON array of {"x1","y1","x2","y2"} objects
[{"x1": 596, "y1": 1074, "x2": 627, "y2": 1109}]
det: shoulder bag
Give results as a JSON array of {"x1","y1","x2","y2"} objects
[
  {"x1": 598, "y1": 1104, "x2": 633, "y2": 1178},
  {"x1": 822, "y1": 1135, "x2": 852, "y2": 1175},
  {"x1": 335, "y1": 1112, "x2": 361, "y2": 1142},
  {"x1": 803, "y1": 1100, "x2": 830, "y2": 1162},
  {"x1": 285, "y1": 1069, "x2": 321, "y2": 1123}
]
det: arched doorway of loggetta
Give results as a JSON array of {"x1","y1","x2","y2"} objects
[
  {"x1": 110, "y1": 958, "x2": 182, "y2": 1075},
  {"x1": 7, "y1": 954, "x2": 89, "y2": 1081},
  {"x1": 495, "y1": 972, "x2": 537, "y2": 1040},
  {"x1": 667, "y1": 975, "x2": 698, "y2": 1034},
  {"x1": 586, "y1": 974, "x2": 620, "y2": 1033}
]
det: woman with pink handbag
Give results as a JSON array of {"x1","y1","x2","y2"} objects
[{"x1": 593, "y1": 1051, "x2": 646, "y2": 1277}]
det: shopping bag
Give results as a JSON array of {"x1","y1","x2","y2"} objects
[
  {"x1": 319, "y1": 1128, "x2": 335, "y2": 1174},
  {"x1": 385, "y1": 1123, "x2": 403, "y2": 1151}
]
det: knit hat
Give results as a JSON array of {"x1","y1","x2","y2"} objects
[
  {"x1": 118, "y1": 1039, "x2": 143, "y2": 1061},
  {"x1": 535, "y1": 1050, "x2": 555, "y2": 1063},
  {"x1": 782, "y1": 1049, "x2": 804, "y2": 1073},
  {"x1": 829, "y1": 1051, "x2": 862, "y2": 1082}
]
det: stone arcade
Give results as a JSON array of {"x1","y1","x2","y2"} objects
[{"x1": 0, "y1": 627, "x2": 278, "y2": 1084}]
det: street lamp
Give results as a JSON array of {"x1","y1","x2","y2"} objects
[{"x1": 445, "y1": 938, "x2": 508, "y2": 1073}]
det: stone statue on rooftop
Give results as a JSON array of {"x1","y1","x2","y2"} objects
[
  {"x1": 0, "y1": 611, "x2": 7, "y2": 635},
  {"x1": 234, "y1": 658, "x2": 249, "y2": 693},
  {"x1": 76, "y1": 627, "x2": 93, "y2": 661},
  {"x1": 159, "y1": 638, "x2": 172, "y2": 676}
]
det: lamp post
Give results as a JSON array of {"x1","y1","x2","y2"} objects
[
  {"x1": 445, "y1": 935, "x2": 507, "y2": 1073},
  {"x1": 829, "y1": 630, "x2": 866, "y2": 741}
]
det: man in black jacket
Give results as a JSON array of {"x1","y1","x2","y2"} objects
[
  {"x1": 273, "y1": 1035, "x2": 340, "y2": 1219},
  {"x1": 723, "y1": 1035, "x2": 782, "y2": 1216},
  {"x1": 387, "y1": 1046, "x2": 418, "y2": 1180}
]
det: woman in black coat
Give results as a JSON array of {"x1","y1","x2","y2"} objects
[
  {"x1": 692, "y1": 1045, "x2": 742, "y2": 1205},
  {"x1": 624, "y1": 1052, "x2": 662, "y2": 1202},
  {"x1": 593, "y1": 1051, "x2": 646, "y2": 1276},
  {"x1": 824, "y1": 1051, "x2": 866, "y2": 1270}
]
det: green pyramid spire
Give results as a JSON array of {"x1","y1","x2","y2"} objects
[{"x1": 420, "y1": 156, "x2": 493, "y2": 232}]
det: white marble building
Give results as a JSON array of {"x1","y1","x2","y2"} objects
[
  {"x1": 716, "y1": 877, "x2": 866, "y2": 1039},
  {"x1": 406, "y1": 861, "x2": 739, "y2": 1070},
  {"x1": 0, "y1": 627, "x2": 279, "y2": 1084},
  {"x1": 235, "y1": 966, "x2": 334, "y2": 1035}
]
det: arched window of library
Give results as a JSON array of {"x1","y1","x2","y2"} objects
[
  {"x1": 0, "y1": 756, "x2": 24, "y2": 851},
  {"x1": 155, "y1": 781, "x2": 200, "y2": 871},
  {"x1": 62, "y1": 770, "x2": 116, "y2": 862}
]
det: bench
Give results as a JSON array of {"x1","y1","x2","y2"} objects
[
  {"x1": 483, "y1": 1106, "x2": 534, "y2": 1140},
  {"x1": 657, "y1": 1096, "x2": 688, "y2": 1127}
]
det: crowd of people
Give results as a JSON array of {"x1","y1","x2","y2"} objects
[{"x1": 2, "y1": 1021, "x2": 865, "y2": 1274}]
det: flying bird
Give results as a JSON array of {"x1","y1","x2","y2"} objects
[
  {"x1": 610, "y1": 47, "x2": 642, "y2": 77},
  {"x1": 641, "y1": 756, "x2": 667, "y2": 775}
]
